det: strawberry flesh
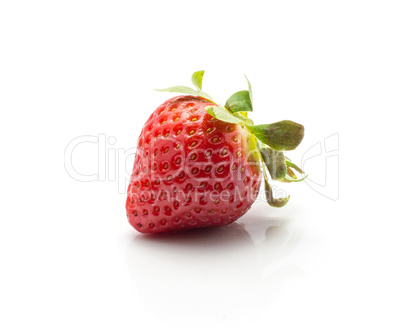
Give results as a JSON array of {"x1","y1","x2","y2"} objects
[{"x1": 126, "y1": 95, "x2": 261, "y2": 233}]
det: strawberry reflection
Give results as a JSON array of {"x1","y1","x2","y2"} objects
[{"x1": 126, "y1": 208, "x2": 303, "y2": 323}]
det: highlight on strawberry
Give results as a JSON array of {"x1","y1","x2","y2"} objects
[{"x1": 126, "y1": 71, "x2": 306, "y2": 233}]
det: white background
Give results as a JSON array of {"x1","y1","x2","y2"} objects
[{"x1": 1, "y1": 1, "x2": 401, "y2": 333}]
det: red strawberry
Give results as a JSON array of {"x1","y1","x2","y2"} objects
[{"x1": 126, "y1": 71, "x2": 306, "y2": 233}]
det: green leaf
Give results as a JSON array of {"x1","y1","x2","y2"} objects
[
  {"x1": 191, "y1": 70, "x2": 205, "y2": 91},
  {"x1": 279, "y1": 174, "x2": 308, "y2": 183},
  {"x1": 280, "y1": 159, "x2": 307, "y2": 182},
  {"x1": 156, "y1": 85, "x2": 197, "y2": 95},
  {"x1": 285, "y1": 160, "x2": 304, "y2": 174},
  {"x1": 156, "y1": 85, "x2": 213, "y2": 101},
  {"x1": 225, "y1": 90, "x2": 253, "y2": 113},
  {"x1": 248, "y1": 120, "x2": 304, "y2": 151},
  {"x1": 259, "y1": 147, "x2": 287, "y2": 180},
  {"x1": 264, "y1": 177, "x2": 290, "y2": 207},
  {"x1": 286, "y1": 166, "x2": 297, "y2": 179},
  {"x1": 245, "y1": 75, "x2": 253, "y2": 104},
  {"x1": 204, "y1": 105, "x2": 243, "y2": 124}
]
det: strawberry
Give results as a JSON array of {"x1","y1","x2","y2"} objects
[{"x1": 126, "y1": 71, "x2": 306, "y2": 233}]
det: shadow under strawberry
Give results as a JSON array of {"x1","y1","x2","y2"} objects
[{"x1": 125, "y1": 215, "x2": 304, "y2": 323}]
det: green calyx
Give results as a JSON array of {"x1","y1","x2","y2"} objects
[
  {"x1": 225, "y1": 90, "x2": 253, "y2": 113},
  {"x1": 248, "y1": 121, "x2": 304, "y2": 151},
  {"x1": 155, "y1": 70, "x2": 214, "y2": 102},
  {"x1": 156, "y1": 71, "x2": 307, "y2": 208},
  {"x1": 259, "y1": 147, "x2": 307, "y2": 183}
]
